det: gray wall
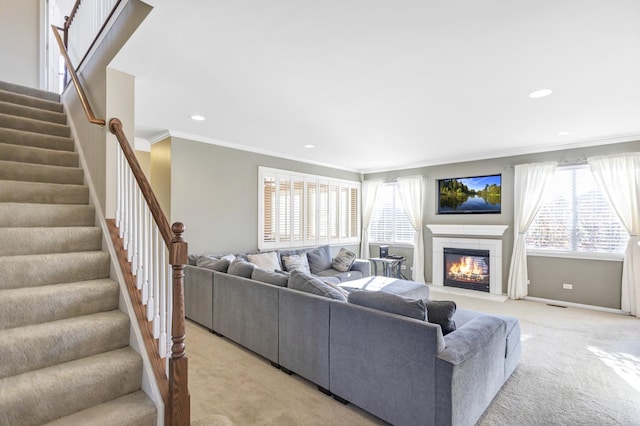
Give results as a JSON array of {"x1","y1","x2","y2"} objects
[
  {"x1": 62, "y1": 0, "x2": 151, "y2": 213},
  {"x1": 0, "y1": 0, "x2": 40, "y2": 87},
  {"x1": 168, "y1": 137, "x2": 361, "y2": 255},
  {"x1": 365, "y1": 139, "x2": 640, "y2": 309}
]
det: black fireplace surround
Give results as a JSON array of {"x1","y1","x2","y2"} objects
[{"x1": 443, "y1": 247, "x2": 490, "y2": 292}]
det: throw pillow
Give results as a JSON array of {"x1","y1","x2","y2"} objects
[
  {"x1": 348, "y1": 290, "x2": 426, "y2": 320},
  {"x1": 227, "y1": 257, "x2": 255, "y2": 278},
  {"x1": 282, "y1": 253, "x2": 311, "y2": 274},
  {"x1": 288, "y1": 270, "x2": 347, "y2": 301},
  {"x1": 323, "y1": 280, "x2": 351, "y2": 299},
  {"x1": 247, "y1": 251, "x2": 281, "y2": 272},
  {"x1": 426, "y1": 300, "x2": 457, "y2": 335},
  {"x1": 331, "y1": 247, "x2": 357, "y2": 272},
  {"x1": 196, "y1": 254, "x2": 232, "y2": 272},
  {"x1": 306, "y1": 245, "x2": 332, "y2": 274},
  {"x1": 251, "y1": 268, "x2": 289, "y2": 287}
]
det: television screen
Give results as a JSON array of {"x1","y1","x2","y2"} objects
[{"x1": 437, "y1": 174, "x2": 502, "y2": 214}]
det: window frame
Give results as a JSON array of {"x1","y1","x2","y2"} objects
[
  {"x1": 258, "y1": 167, "x2": 360, "y2": 250},
  {"x1": 368, "y1": 182, "x2": 416, "y2": 247},
  {"x1": 526, "y1": 164, "x2": 627, "y2": 262}
]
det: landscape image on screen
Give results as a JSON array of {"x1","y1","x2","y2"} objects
[{"x1": 438, "y1": 174, "x2": 501, "y2": 214}]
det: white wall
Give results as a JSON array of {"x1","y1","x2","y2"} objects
[{"x1": 0, "y1": 0, "x2": 41, "y2": 87}]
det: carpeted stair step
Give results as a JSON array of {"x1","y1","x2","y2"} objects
[
  {"x1": 0, "y1": 113, "x2": 70, "y2": 138},
  {"x1": 0, "y1": 89, "x2": 63, "y2": 113},
  {"x1": 0, "y1": 159, "x2": 84, "y2": 185},
  {"x1": 0, "y1": 127, "x2": 74, "y2": 151},
  {"x1": 0, "y1": 310, "x2": 129, "y2": 379},
  {"x1": 0, "y1": 251, "x2": 110, "y2": 290},
  {"x1": 0, "y1": 100, "x2": 67, "y2": 125},
  {"x1": 0, "y1": 180, "x2": 89, "y2": 204},
  {"x1": 0, "y1": 81, "x2": 59, "y2": 103},
  {"x1": 0, "y1": 142, "x2": 78, "y2": 167},
  {"x1": 0, "y1": 279, "x2": 119, "y2": 330},
  {"x1": 0, "y1": 347, "x2": 143, "y2": 425},
  {"x1": 0, "y1": 227, "x2": 102, "y2": 256},
  {"x1": 45, "y1": 390, "x2": 157, "y2": 426},
  {"x1": 0, "y1": 203, "x2": 94, "y2": 227}
]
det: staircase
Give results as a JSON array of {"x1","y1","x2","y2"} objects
[{"x1": 0, "y1": 81, "x2": 157, "y2": 425}]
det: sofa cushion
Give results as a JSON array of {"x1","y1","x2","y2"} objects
[
  {"x1": 348, "y1": 290, "x2": 426, "y2": 320},
  {"x1": 227, "y1": 257, "x2": 255, "y2": 278},
  {"x1": 306, "y1": 245, "x2": 333, "y2": 274},
  {"x1": 247, "y1": 251, "x2": 281, "y2": 272},
  {"x1": 288, "y1": 270, "x2": 347, "y2": 301},
  {"x1": 251, "y1": 268, "x2": 289, "y2": 287},
  {"x1": 332, "y1": 247, "x2": 357, "y2": 272},
  {"x1": 282, "y1": 253, "x2": 311, "y2": 274},
  {"x1": 426, "y1": 300, "x2": 457, "y2": 335},
  {"x1": 315, "y1": 268, "x2": 363, "y2": 283}
]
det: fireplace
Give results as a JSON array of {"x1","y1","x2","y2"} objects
[
  {"x1": 428, "y1": 225, "x2": 508, "y2": 296},
  {"x1": 443, "y1": 247, "x2": 490, "y2": 292}
]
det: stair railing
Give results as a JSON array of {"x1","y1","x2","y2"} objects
[
  {"x1": 62, "y1": 0, "x2": 121, "y2": 83},
  {"x1": 50, "y1": 23, "x2": 190, "y2": 426}
]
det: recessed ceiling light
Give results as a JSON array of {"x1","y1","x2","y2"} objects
[
  {"x1": 528, "y1": 89, "x2": 553, "y2": 99},
  {"x1": 557, "y1": 131, "x2": 571, "y2": 136},
  {"x1": 190, "y1": 115, "x2": 206, "y2": 121},
  {"x1": 304, "y1": 144, "x2": 315, "y2": 149}
]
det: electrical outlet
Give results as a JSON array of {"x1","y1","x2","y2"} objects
[
  {"x1": 563, "y1": 283, "x2": 573, "y2": 290},
  {"x1": 527, "y1": 279, "x2": 531, "y2": 285},
  {"x1": 401, "y1": 265, "x2": 406, "y2": 270}
]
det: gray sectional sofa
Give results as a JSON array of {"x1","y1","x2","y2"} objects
[{"x1": 185, "y1": 247, "x2": 520, "y2": 426}]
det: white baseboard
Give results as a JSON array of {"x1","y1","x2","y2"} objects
[{"x1": 523, "y1": 296, "x2": 628, "y2": 315}]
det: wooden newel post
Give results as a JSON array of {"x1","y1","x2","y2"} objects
[{"x1": 168, "y1": 222, "x2": 190, "y2": 425}]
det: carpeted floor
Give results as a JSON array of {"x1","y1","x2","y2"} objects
[{"x1": 187, "y1": 291, "x2": 640, "y2": 425}]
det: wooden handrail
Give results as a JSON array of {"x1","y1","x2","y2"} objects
[{"x1": 50, "y1": 25, "x2": 105, "y2": 126}]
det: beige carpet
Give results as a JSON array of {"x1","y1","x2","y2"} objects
[{"x1": 187, "y1": 293, "x2": 640, "y2": 425}]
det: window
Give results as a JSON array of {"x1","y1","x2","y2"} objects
[
  {"x1": 259, "y1": 167, "x2": 360, "y2": 249},
  {"x1": 369, "y1": 183, "x2": 415, "y2": 244},
  {"x1": 526, "y1": 165, "x2": 628, "y2": 257}
]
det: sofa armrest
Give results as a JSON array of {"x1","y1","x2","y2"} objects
[
  {"x1": 184, "y1": 265, "x2": 214, "y2": 330},
  {"x1": 349, "y1": 259, "x2": 370, "y2": 276}
]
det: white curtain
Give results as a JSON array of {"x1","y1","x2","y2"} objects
[
  {"x1": 398, "y1": 176, "x2": 425, "y2": 282},
  {"x1": 360, "y1": 180, "x2": 381, "y2": 259},
  {"x1": 507, "y1": 161, "x2": 557, "y2": 299},
  {"x1": 588, "y1": 153, "x2": 640, "y2": 317}
]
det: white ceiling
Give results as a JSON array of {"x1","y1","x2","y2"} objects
[{"x1": 110, "y1": 0, "x2": 640, "y2": 173}]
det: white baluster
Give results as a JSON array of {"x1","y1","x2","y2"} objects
[
  {"x1": 136, "y1": 193, "x2": 144, "y2": 287},
  {"x1": 153, "y1": 227, "x2": 161, "y2": 338},
  {"x1": 131, "y1": 186, "x2": 138, "y2": 275},
  {"x1": 123, "y1": 166, "x2": 129, "y2": 251},
  {"x1": 118, "y1": 150, "x2": 125, "y2": 238},
  {"x1": 142, "y1": 203, "x2": 149, "y2": 304},
  {"x1": 159, "y1": 246, "x2": 168, "y2": 358},
  {"x1": 127, "y1": 169, "x2": 134, "y2": 262},
  {"x1": 147, "y1": 223, "x2": 156, "y2": 322},
  {"x1": 115, "y1": 146, "x2": 121, "y2": 228}
]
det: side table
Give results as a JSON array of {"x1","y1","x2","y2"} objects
[{"x1": 369, "y1": 257, "x2": 407, "y2": 279}]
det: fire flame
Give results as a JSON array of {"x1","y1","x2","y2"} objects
[{"x1": 448, "y1": 256, "x2": 489, "y2": 283}]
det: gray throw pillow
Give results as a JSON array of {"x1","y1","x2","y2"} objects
[
  {"x1": 227, "y1": 257, "x2": 255, "y2": 278},
  {"x1": 306, "y1": 245, "x2": 332, "y2": 274},
  {"x1": 282, "y1": 253, "x2": 311, "y2": 274},
  {"x1": 251, "y1": 268, "x2": 289, "y2": 287},
  {"x1": 348, "y1": 290, "x2": 426, "y2": 320},
  {"x1": 331, "y1": 247, "x2": 356, "y2": 272},
  {"x1": 426, "y1": 300, "x2": 457, "y2": 335},
  {"x1": 288, "y1": 270, "x2": 347, "y2": 301},
  {"x1": 196, "y1": 255, "x2": 231, "y2": 272}
]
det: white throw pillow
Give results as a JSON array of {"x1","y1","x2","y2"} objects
[{"x1": 247, "y1": 251, "x2": 281, "y2": 272}]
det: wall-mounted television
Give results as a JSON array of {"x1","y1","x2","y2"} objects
[{"x1": 437, "y1": 174, "x2": 502, "y2": 214}]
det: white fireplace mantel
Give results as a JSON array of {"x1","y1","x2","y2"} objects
[{"x1": 427, "y1": 224, "x2": 508, "y2": 237}]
